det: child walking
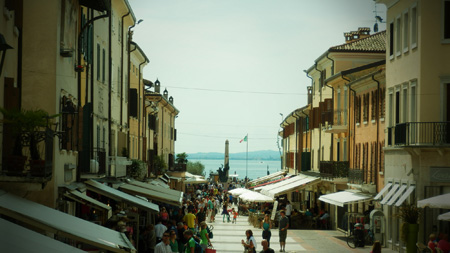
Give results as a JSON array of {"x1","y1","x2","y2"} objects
[{"x1": 232, "y1": 208, "x2": 239, "y2": 224}]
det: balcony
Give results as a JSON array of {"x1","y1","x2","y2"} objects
[
  {"x1": 387, "y1": 122, "x2": 450, "y2": 147},
  {"x1": 325, "y1": 109, "x2": 348, "y2": 134},
  {"x1": 319, "y1": 161, "x2": 349, "y2": 180},
  {"x1": 80, "y1": 148, "x2": 106, "y2": 178},
  {"x1": 348, "y1": 169, "x2": 364, "y2": 185},
  {"x1": 172, "y1": 163, "x2": 187, "y2": 172}
]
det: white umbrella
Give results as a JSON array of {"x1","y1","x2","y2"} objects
[
  {"x1": 228, "y1": 188, "x2": 252, "y2": 196},
  {"x1": 438, "y1": 212, "x2": 450, "y2": 221},
  {"x1": 417, "y1": 193, "x2": 450, "y2": 209},
  {"x1": 239, "y1": 191, "x2": 274, "y2": 203},
  {"x1": 184, "y1": 177, "x2": 208, "y2": 184}
]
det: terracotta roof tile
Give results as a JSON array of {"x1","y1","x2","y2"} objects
[{"x1": 330, "y1": 30, "x2": 386, "y2": 53}]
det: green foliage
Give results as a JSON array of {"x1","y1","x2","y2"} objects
[
  {"x1": 176, "y1": 152, "x2": 188, "y2": 164},
  {"x1": 121, "y1": 147, "x2": 128, "y2": 158},
  {"x1": 187, "y1": 161, "x2": 205, "y2": 176},
  {"x1": 152, "y1": 155, "x2": 167, "y2": 175},
  {"x1": 127, "y1": 159, "x2": 146, "y2": 179},
  {"x1": 398, "y1": 201, "x2": 421, "y2": 224}
]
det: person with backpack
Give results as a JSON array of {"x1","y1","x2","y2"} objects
[{"x1": 183, "y1": 229, "x2": 203, "y2": 253}]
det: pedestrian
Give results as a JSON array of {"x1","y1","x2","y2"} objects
[
  {"x1": 285, "y1": 201, "x2": 292, "y2": 224},
  {"x1": 232, "y1": 208, "x2": 239, "y2": 224},
  {"x1": 370, "y1": 240, "x2": 381, "y2": 253},
  {"x1": 278, "y1": 210, "x2": 289, "y2": 252},
  {"x1": 199, "y1": 221, "x2": 212, "y2": 251},
  {"x1": 241, "y1": 229, "x2": 257, "y2": 253},
  {"x1": 260, "y1": 214, "x2": 272, "y2": 247},
  {"x1": 183, "y1": 229, "x2": 196, "y2": 253},
  {"x1": 222, "y1": 201, "x2": 229, "y2": 222},
  {"x1": 155, "y1": 232, "x2": 172, "y2": 253},
  {"x1": 183, "y1": 209, "x2": 197, "y2": 232},
  {"x1": 169, "y1": 230, "x2": 179, "y2": 253},
  {"x1": 155, "y1": 219, "x2": 168, "y2": 244},
  {"x1": 260, "y1": 239, "x2": 275, "y2": 253},
  {"x1": 176, "y1": 222, "x2": 187, "y2": 253}
]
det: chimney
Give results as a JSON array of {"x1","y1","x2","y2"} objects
[
  {"x1": 169, "y1": 96, "x2": 174, "y2": 104},
  {"x1": 155, "y1": 79, "x2": 160, "y2": 93},
  {"x1": 163, "y1": 88, "x2": 168, "y2": 99},
  {"x1": 344, "y1": 27, "x2": 371, "y2": 43}
]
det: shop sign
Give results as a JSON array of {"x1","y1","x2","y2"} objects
[{"x1": 430, "y1": 167, "x2": 450, "y2": 182}]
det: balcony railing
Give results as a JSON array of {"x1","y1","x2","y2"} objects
[
  {"x1": 387, "y1": 122, "x2": 450, "y2": 147},
  {"x1": 319, "y1": 161, "x2": 349, "y2": 180},
  {"x1": 173, "y1": 163, "x2": 187, "y2": 172},
  {"x1": 334, "y1": 109, "x2": 348, "y2": 126},
  {"x1": 321, "y1": 110, "x2": 333, "y2": 126},
  {"x1": 348, "y1": 169, "x2": 364, "y2": 185}
]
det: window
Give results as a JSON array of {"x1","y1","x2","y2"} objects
[
  {"x1": 396, "y1": 16, "x2": 402, "y2": 56},
  {"x1": 363, "y1": 93, "x2": 369, "y2": 122},
  {"x1": 97, "y1": 43, "x2": 100, "y2": 80},
  {"x1": 395, "y1": 89, "x2": 400, "y2": 124},
  {"x1": 60, "y1": 96, "x2": 78, "y2": 151},
  {"x1": 444, "y1": 0, "x2": 450, "y2": 42},
  {"x1": 355, "y1": 96, "x2": 361, "y2": 124},
  {"x1": 402, "y1": 85, "x2": 408, "y2": 122},
  {"x1": 344, "y1": 87, "x2": 348, "y2": 123},
  {"x1": 337, "y1": 88, "x2": 341, "y2": 124},
  {"x1": 403, "y1": 11, "x2": 409, "y2": 52},
  {"x1": 102, "y1": 48, "x2": 106, "y2": 83},
  {"x1": 388, "y1": 89, "x2": 394, "y2": 127},
  {"x1": 410, "y1": 82, "x2": 416, "y2": 122},
  {"x1": 380, "y1": 88, "x2": 386, "y2": 119},
  {"x1": 371, "y1": 91, "x2": 377, "y2": 121},
  {"x1": 343, "y1": 139, "x2": 347, "y2": 161},
  {"x1": 389, "y1": 21, "x2": 394, "y2": 58},
  {"x1": 411, "y1": 5, "x2": 418, "y2": 47}
]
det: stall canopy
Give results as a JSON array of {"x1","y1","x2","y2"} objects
[
  {"x1": 0, "y1": 218, "x2": 85, "y2": 253},
  {"x1": 417, "y1": 193, "x2": 450, "y2": 209},
  {"x1": 85, "y1": 179, "x2": 159, "y2": 213},
  {"x1": 119, "y1": 182, "x2": 182, "y2": 206},
  {"x1": 380, "y1": 183, "x2": 400, "y2": 205},
  {"x1": 251, "y1": 175, "x2": 293, "y2": 190},
  {"x1": 248, "y1": 171, "x2": 286, "y2": 186},
  {"x1": 374, "y1": 182, "x2": 392, "y2": 200},
  {"x1": 184, "y1": 176, "x2": 208, "y2": 184},
  {"x1": 128, "y1": 179, "x2": 183, "y2": 201},
  {"x1": 260, "y1": 174, "x2": 320, "y2": 198},
  {"x1": 239, "y1": 191, "x2": 274, "y2": 203},
  {"x1": 64, "y1": 189, "x2": 113, "y2": 219},
  {"x1": 438, "y1": 212, "x2": 450, "y2": 221},
  {"x1": 0, "y1": 190, "x2": 135, "y2": 252},
  {"x1": 228, "y1": 188, "x2": 253, "y2": 196},
  {"x1": 319, "y1": 190, "x2": 373, "y2": 207}
]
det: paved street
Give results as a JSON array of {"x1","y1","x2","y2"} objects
[{"x1": 207, "y1": 214, "x2": 397, "y2": 253}]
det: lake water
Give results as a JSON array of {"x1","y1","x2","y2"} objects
[{"x1": 191, "y1": 159, "x2": 282, "y2": 180}]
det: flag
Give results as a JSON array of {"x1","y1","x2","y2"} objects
[{"x1": 240, "y1": 135, "x2": 248, "y2": 143}]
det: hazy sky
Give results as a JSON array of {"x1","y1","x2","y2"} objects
[{"x1": 129, "y1": 0, "x2": 386, "y2": 154}]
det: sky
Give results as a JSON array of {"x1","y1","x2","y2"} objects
[{"x1": 129, "y1": 0, "x2": 386, "y2": 154}]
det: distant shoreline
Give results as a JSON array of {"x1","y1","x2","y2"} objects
[{"x1": 190, "y1": 158, "x2": 281, "y2": 161}]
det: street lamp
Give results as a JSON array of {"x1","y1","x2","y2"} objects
[{"x1": 0, "y1": 33, "x2": 13, "y2": 77}]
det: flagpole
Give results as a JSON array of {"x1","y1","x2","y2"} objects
[{"x1": 246, "y1": 134, "x2": 248, "y2": 180}]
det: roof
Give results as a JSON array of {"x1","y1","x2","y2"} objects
[{"x1": 329, "y1": 31, "x2": 386, "y2": 53}]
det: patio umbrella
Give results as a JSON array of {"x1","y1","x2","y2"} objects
[
  {"x1": 228, "y1": 188, "x2": 252, "y2": 196},
  {"x1": 438, "y1": 212, "x2": 450, "y2": 221},
  {"x1": 417, "y1": 193, "x2": 450, "y2": 209},
  {"x1": 239, "y1": 191, "x2": 274, "y2": 203}
]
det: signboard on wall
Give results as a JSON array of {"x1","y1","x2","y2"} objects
[{"x1": 430, "y1": 167, "x2": 450, "y2": 182}]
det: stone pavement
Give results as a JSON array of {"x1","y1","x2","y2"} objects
[{"x1": 207, "y1": 214, "x2": 398, "y2": 253}]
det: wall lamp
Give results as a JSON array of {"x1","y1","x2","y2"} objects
[{"x1": 0, "y1": 33, "x2": 13, "y2": 77}]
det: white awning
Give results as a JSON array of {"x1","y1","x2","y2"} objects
[
  {"x1": 85, "y1": 180, "x2": 159, "y2": 213},
  {"x1": 64, "y1": 189, "x2": 113, "y2": 219},
  {"x1": 262, "y1": 175, "x2": 320, "y2": 198},
  {"x1": 0, "y1": 190, "x2": 135, "y2": 252},
  {"x1": 259, "y1": 175, "x2": 304, "y2": 194},
  {"x1": 387, "y1": 184, "x2": 407, "y2": 206},
  {"x1": 239, "y1": 191, "x2": 274, "y2": 203},
  {"x1": 149, "y1": 179, "x2": 170, "y2": 188},
  {"x1": 380, "y1": 183, "x2": 400, "y2": 205},
  {"x1": 119, "y1": 183, "x2": 182, "y2": 206},
  {"x1": 228, "y1": 188, "x2": 253, "y2": 196},
  {"x1": 374, "y1": 183, "x2": 392, "y2": 200},
  {"x1": 128, "y1": 179, "x2": 183, "y2": 200},
  {"x1": 184, "y1": 177, "x2": 208, "y2": 184},
  {"x1": 417, "y1": 193, "x2": 450, "y2": 209},
  {"x1": 395, "y1": 185, "x2": 415, "y2": 207},
  {"x1": 0, "y1": 218, "x2": 85, "y2": 253},
  {"x1": 438, "y1": 212, "x2": 450, "y2": 221},
  {"x1": 248, "y1": 171, "x2": 285, "y2": 185},
  {"x1": 319, "y1": 190, "x2": 373, "y2": 207}
]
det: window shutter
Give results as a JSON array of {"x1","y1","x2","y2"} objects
[{"x1": 129, "y1": 89, "x2": 138, "y2": 117}]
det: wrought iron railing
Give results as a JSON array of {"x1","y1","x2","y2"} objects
[
  {"x1": 387, "y1": 122, "x2": 450, "y2": 146},
  {"x1": 319, "y1": 161, "x2": 349, "y2": 180},
  {"x1": 348, "y1": 169, "x2": 364, "y2": 185},
  {"x1": 334, "y1": 109, "x2": 348, "y2": 126}
]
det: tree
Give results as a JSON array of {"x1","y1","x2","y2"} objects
[
  {"x1": 187, "y1": 161, "x2": 205, "y2": 176},
  {"x1": 152, "y1": 155, "x2": 167, "y2": 176},
  {"x1": 127, "y1": 159, "x2": 146, "y2": 180},
  {"x1": 176, "y1": 152, "x2": 188, "y2": 164}
]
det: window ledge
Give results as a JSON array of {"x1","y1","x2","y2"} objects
[
  {"x1": 356, "y1": 123, "x2": 360, "y2": 126},
  {"x1": 396, "y1": 51, "x2": 401, "y2": 57},
  {"x1": 380, "y1": 118, "x2": 385, "y2": 122},
  {"x1": 411, "y1": 43, "x2": 417, "y2": 49},
  {"x1": 371, "y1": 120, "x2": 376, "y2": 124},
  {"x1": 403, "y1": 47, "x2": 409, "y2": 54},
  {"x1": 389, "y1": 55, "x2": 394, "y2": 61},
  {"x1": 363, "y1": 121, "x2": 368, "y2": 125},
  {"x1": 379, "y1": 171, "x2": 384, "y2": 175}
]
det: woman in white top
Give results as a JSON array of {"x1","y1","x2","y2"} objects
[{"x1": 241, "y1": 229, "x2": 257, "y2": 253}]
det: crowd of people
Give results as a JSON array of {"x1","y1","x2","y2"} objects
[{"x1": 428, "y1": 233, "x2": 450, "y2": 253}]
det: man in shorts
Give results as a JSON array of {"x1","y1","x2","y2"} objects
[{"x1": 278, "y1": 210, "x2": 289, "y2": 252}]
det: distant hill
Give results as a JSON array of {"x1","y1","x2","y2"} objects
[{"x1": 185, "y1": 150, "x2": 281, "y2": 161}]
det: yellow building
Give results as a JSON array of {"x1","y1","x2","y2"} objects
[{"x1": 376, "y1": 0, "x2": 450, "y2": 249}]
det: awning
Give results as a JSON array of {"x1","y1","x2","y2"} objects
[
  {"x1": 438, "y1": 212, "x2": 450, "y2": 221},
  {"x1": 184, "y1": 177, "x2": 208, "y2": 184},
  {"x1": 0, "y1": 190, "x2": 135, "y2": 252},
  {"x1": 128, "y1": 179, "x2": 183, "y2": 201},
  {"x1": 262, "y1": 175, "x2": 320, "y2": 198},
  {"x1": 417, "y1": 193, "x2": 450, "y2": 209},
  {"x1": 319, "y1": 190, "x2": 373, "y2": 207},
  {"x1": 380, "y1": 183, "x2": 400, "y2": 205},
  {"x1": 149, "y1": 179, "x2": 170, "y2": 189},
  {"x1": 387, "y1": 184, "x2": 407, "y2": 206},
  {"x1": 248, "y1": 171, "x2": 285, "y2": 185},
  {"x1": 228, "y1": 188, "x2": 253, "y2": 196},
  {"x1": 0, "y1": 218, "x2": 85, "y2": 253},
  {"x1": 85, "y1": 180, "x2": 159, "y2": 213},
  {"x1": 374, "y1": 182, "x2": 392, "y2": 200},
  {"x1": 239, "y1": 191, "x2": 274, "y2": 203},
  {"x1": 64, "y1": 189, "x2": 113, "y2": 219},
  {"x1": 395, "y1": 185, "x2": 415, "y2": 207},
  {"x1": 251, "y1": 175, "x2": 293, "y2": 190},
  {"x1": 119, "y1": 183, "x2": 182, "y2": 206},
  {"x1": 258, "y1": 175, "x2": 302, "y2": 193}
]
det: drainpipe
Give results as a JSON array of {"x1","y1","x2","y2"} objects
[
  {"x1": 304, "y1": 70, "x2": 313, "y2": 169},
  {"x1": 325, "y1": 52, "x2": 335, "y2": 75},
  {"x1": 108, "y1": 6, "x2": 112, "y2": 158},
  {"x1": 120, "y1": 11, "x2": 130, "y2": 127},
  {"x1": 293, "y1": 113, "x2": 300, "y2": 175},
  {"x1": 138, "y1": 59, "x2": 147, "y2": 160},
  {"x1": 372, "y1": 74, "x2": 380, "y2": 188}
]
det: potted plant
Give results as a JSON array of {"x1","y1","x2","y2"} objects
[
  {"x1": 398, "y1": 201, "x2": 421, "y2": 253},
  {"x1": 0, "y1": 108, "x2": 27, "y2": 175}
]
